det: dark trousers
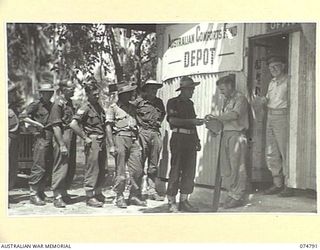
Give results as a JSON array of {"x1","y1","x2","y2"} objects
[
  {"x1": 113, "y1": 134, "x2": 143, "y2": 197},
  {"x1": 9, "y1": 133, "x2": 19, "y2": 190},
  {"x1": 84, "y1": 136, "x2": 106, "y2": 197},
  {"x1": 166, "y1": 133, "x2": 197, "y2": 196},
  {"x1": 29, "y1": 131, "x2": 53, "y2": 195},
  {"x1": 52, "y1": 128, "x2": 76, "y2": 198},
  {"x1": 139, "y1": 128, "x2": 162, "y2": 194}
]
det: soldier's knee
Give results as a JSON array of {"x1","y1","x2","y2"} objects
[
  {"x1": 147, "y1": 166, "x2": 158, "y2": 176},
  {"x1": 116, "y1": 175, "x2": 126, "y2": 182},
  {"x1": 116, "y1": 148, "x2": 125, "y2": 157}
]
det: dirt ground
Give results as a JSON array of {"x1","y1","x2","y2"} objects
[{"x1": 8, "y1": 161, "x2": 317, "y2": 216}]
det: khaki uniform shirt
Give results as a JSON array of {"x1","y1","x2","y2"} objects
[
  {"x1": 26, "y1": 98, "x2": 52, "y2": 130},
  {"x1": 48, "y1": 96, "x2": 74, "y2": 130},
  {"x1": 221, "y1": 91, "x2": 249, "y2": 132},
  {"x1": 106, "y1": 102, "x2": 137, "y2": 134},
  {"x1": 134, "y1": 96, "x2": 165, "y2": 131},
  {"x1": 266, "y1": 75, "x2": 288, "y2": 109},
  {"x1": 73, "y1": 103, "x2": 106, "y2": 137}
]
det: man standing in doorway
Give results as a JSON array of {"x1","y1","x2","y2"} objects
[
  {"x1": 166, "y1": 76, "x2": 204, "y2": 213},
  {"x1": 256, "y1": 55, "x2": 291, "y2": 197},
  {"x1": 206, "y1": 74, "x2": 249, "y2": 209},
  {"x1": 133, "y1": 80, "x2": 166, "y2": 201}
]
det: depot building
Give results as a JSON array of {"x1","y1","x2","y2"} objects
[{"x1": 154, "y1": 23, "x2": 316, "y2": 191}]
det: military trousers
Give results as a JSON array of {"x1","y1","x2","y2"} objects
[
  {"x1": 52, "y1": 128, "x2": 76, "y2": 198},
  {"x1": 29, "y1": 131, "x2": 53, "y2": 195},
  {"x1": 9, "y1": 132, "x2": 19, "y2": 190},
  {"x1": 220, "y1": 131, "x2": 247, "y2": 201},
  {"x1": 84, "y1": 135, "x2": 106, "y2": 197},
  {"x1": 265, "y1": 113, "x2": 288, "y2": 187},
  {"x1": 139, "y1": 128, "x2": 162, "y2": 195},
  {"x1": 113, "y1": 134, "x2": 143, "y2": 197},
  {"x1": 166, "y1": 133, "x2": 197, "y2": 196}
]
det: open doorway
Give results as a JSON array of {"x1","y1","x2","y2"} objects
[{"x1": 247, "y1": 33, "x2": 289, "y2": 186}]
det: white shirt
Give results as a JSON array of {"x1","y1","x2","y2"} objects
[{"x1": 266, "y1": 75, "x2": 288, "y2": 109}]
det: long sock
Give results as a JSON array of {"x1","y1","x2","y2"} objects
[{"x1": 180, "y1": 194, "x2": 188, "y2": 202}]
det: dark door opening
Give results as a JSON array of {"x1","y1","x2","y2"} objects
[{"x1": 247, "y1": 33, "x2": 289, "y2": 186}]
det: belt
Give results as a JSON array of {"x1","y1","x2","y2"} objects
[
  {"x1": 172, "y1": 128, "x2": 195, "y2": 135},
  {"x1": 268, "y1": 108, "x2": 287, "y2": 115},
  {"x1": 89, "y1": 134, "x2": 105, "y2": 140},
  {"x1": 115, "y1": 131, "x2": 137, "y2": 137}
]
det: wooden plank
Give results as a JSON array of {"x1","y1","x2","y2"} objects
[{"x1": 288, "y1": 31, "x2": 300, "y2": 188}]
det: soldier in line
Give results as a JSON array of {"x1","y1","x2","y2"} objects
[
  {"x1": 132, "y1": 80, "x2": 166, "y2": 201},
  {"x1": 206, "y1": 74, "x2": 249, "y2": 209},
  {"x1": 23, "y1": 77, "x2": 55, "y2": 206},
  {"x1": 8, "y1": 81, "x2": 20, "y2": 195},
  {"x1": 48, "y1": 79, "x2": 76, "y2": 208},
  {"x1": 70, "y1": 83, "x2": 108, "y2": 208},
  {"x1": 166, "y1": 76, "x2": 204, "y2": 213},
  {"x1": 106, "y1": 83, "x2": 146, "y2": 208}
]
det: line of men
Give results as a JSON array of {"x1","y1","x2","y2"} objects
[
  {"x1": 9, "y1": 54, "x2": 289, "y2": 212},
  {"x1": 13, "y1": 74, "x2": 170, "y2": 209}
]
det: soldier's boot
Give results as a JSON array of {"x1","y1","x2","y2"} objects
[
  {"x1": 86, "y1": 197, "x2": 103, "y2": 208},
  {"x1": 128, "y1": 196, "x2": 147, "y2": 207},
  {"x1": 223, "y1": 197, "x2": 243, "y2": 209},
  {"x1": 95, "y1": 193, "x2": 107, "y2": 203},
  {"x1": 178, "y1": 194, "x2": 199, "y2": 213},
  {"x1": 115, "y1": 195, "x2": 127, "y2": 209},
  {"x1": 62, "y1": 195, "x2": 73, "y2": 204},
  {"x1": 149, "y1": 192, "x2": 165, "y2": 201},
  {"x1": 278, "y1": 186, "x2": 294, "y2": 197},
  {"x1": 30, "y1": 194, "x2": 46, "y2": 206},
  {"x1": 53, "y1": 197, "x2": 66, "y2": 208},
  {"x1": 167, "y1": 195, "x2": 178, "y2": 213},
  {"x1": 38, "y1": 191, "x2": 54, "y2": 203}
]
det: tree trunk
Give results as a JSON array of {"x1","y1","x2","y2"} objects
[{"x1": 106, "y1": 25, "x2": 123, "y2": 83}]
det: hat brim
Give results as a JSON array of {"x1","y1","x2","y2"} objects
[
  {"x1": 143, "y1": 83, "x2": 163, "y2": 89},
  {"x1": 266, "y1": 55, "x2": 286, "y2": 65},
  {"x1": 118, "y1": 85, "x2": 137, "y2": 94},
  {"x1": 175, "y1": 81, "x2": 200, "y2": 91},
  {"x1": 38, "y1": 89, "x2": 55, "y2": 92},
  {"x1": 8, "y1": 86, "x2": 17, "y2": 92}
]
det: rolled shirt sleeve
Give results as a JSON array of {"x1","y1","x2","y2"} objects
[
  {"x1": 25, "y1": 101, "x2": 39, "y2": 118},
  {"x1": 105, "y1": 104, "x2": 115, "y2": 123},
  {"x1": 73, "y1": 105, "x2": 88, "y2": 123},
  {"x1": 48, "y1": 102, "x2": 63, "y2": 127}
]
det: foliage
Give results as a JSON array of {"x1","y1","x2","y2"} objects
[{"x1": 7, "y1": 23, "x2": 157, "y2": 105}]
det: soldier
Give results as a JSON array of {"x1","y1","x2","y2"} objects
[
  {"x1": 24, "y1": 78, "x2": 55, "y2": 206},
  {"x1": 132, "y1": 80, "x2": 166, "y2": 201},
  {"x1": 106, "y1": 83, "x2": 146, "y2": 208},
  {"x1": 255, "y1": 55, "x2": 291, "y2": 197},
  {"x1": 8, "y1": 81, "x2": 20, "y2": 194},
  {"x1": 48, "y1": 79, "x2": 76, "y2": 208},
  {"x1": 70, "y1": 83, "x2": 107, "y2": 207},
  {"x1": 206, "y1": 74, "x2": 249, "y2": 209},
  {"x1": 166, "y1": 76, "x2": 204, "y2": 213}
]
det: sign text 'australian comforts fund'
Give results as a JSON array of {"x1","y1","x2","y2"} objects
[{"x1": 162, "y1": 23, "x2": 244, "y2": 81}]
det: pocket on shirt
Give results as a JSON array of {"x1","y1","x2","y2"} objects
[{"x1": 88, "y1": 113, "x2": 100, "y2": 126}]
